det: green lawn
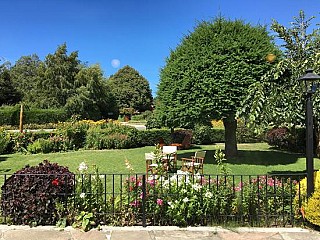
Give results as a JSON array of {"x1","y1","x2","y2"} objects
[{"x1": 1, "y1": 142, "x2": 320, "y2": 176}]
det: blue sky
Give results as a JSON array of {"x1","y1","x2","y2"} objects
[{"x1": 1, "y1": 0, "x2": 320, "y2": 96}]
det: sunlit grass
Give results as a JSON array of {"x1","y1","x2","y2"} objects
[{"x1": 0, "y1": 142, "x2": 319, "y2": 176}]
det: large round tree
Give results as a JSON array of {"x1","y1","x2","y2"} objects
[
  {"x1": 156, "y1": 17, "x2": 279, "y2": 157},
  {"x1": 107, "y1": 65, "x2": 153, "y2": 113}
]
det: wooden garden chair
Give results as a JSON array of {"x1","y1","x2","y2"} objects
[{"x1": 181, "y1": 151, "x2": 206, "y2": 174}]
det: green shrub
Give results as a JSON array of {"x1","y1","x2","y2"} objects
[
  {"x1": 24, "y1": 108, "x2": 68, "y2": 124},
  {"x1": 8, "y1": 131, "x2": 52, "y2": 154},
  {"x1": 56, "y1": 121, "x2": 89, "y2": 150},
  {"x1": 85, "y1": 123, "x2": 140, "y2": 149},
  {"x1": 192, "y1": 125, "x2": 224, "y2": 144},
  {"x1": 0, "y1": 105, "x2": 68, "y2": 125},
  {"x1": 1, "y1": 160, "x2": 74, "y2": 226},
  {"x1": 27, "y1": 138, "x2": 63, "y2": 154},
  {"x1": 192, "y1": 125, "x2": 212, "y2": 144},
  {"x1": 236, "y1": 121, "x2": 265, "y2": 143},
  {"x1": 0, "y1": 128, "x2": 10, "y2": 154},
  {"x1": 131, "y1": 110, "x2": 152, "y2": 121},
  {"x1": 137, "y1": 129, "x2": 172, "y2": 146}
]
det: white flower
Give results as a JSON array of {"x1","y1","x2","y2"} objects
[
  {"x1": 163, "y1": 180, "x2": 170, "y2": 189},
  {"x1": 78, "y1": 162, "x2": 88, "y2": 172},
  {"x1": 80, "y1": 193, "x2": 86, "y2": 198},
  {"x1": 192, "y1": 183, "x2": 202, "y2": 191},
  {"x1": 168, "y1": 202, "x2": 175, "y2": 209},
  {"x1": 182, "y1": 197, "x2": 189, "y2": 203},
  {"x1": 205, "y1": 190, "x2": 213, "y2": 199}
]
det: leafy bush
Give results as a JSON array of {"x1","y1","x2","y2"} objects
[
  {"x1": 85, "y1": 122, "x2": 140, "y2": 149},
  {"x1": 266, "y1": 127, "x2": 290, "y2": 149},
  {"x1": 236, "y1": 120, "x2": 265, "y2": 143},
  {"x1": 192, "y1": 125, "x2": 225, "y2": 144},
  {"x1": 304, "y1": 189, "x2": 320, "y2": 226},
  {"x1": 131, "y1": 110, "x2": 152, "y2": 121},
  {"x1": 8, "y1": 131, "x2": 52, "y2": 154},
  {"x1": 27, "y1": 138, "x2": 51, "y2": 154},
  {"x1": 137, "y1": 129, "x2": 172, "y2": 146},
  {"x1": 56, "y1": 121, "x2": 89, "y2": 150},
  {"x1": 296, "y1": 171, "x2": 320, "y2": 226},
  {"x1": 266, "y1": 127, "x2": 305, "y2": 152},
  {"x1": 26, "y1": 136, "x2": 66, "y2": 154},
  {"x1": 0, "y1": 128, "x2": 10, "y2": 154},
  {"x1": 1, "y1": 160, "x2": 74, "y2": 226},
  {"x1": 232, "y1": 175, "x2": 297, "y2": 224}
]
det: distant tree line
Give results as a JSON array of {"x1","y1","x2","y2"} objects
[{"x1": 0, "y1": 43, "x2": 153, "y2": 120}]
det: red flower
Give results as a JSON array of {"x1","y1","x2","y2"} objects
[{"x1": 52, "y1": 179, "x2": 59, "y2": 186}]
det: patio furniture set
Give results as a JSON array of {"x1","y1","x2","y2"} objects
[{"x1": 145, "y1": 145, "x2": 207, "y2": 177}]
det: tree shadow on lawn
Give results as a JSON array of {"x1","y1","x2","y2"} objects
[
  {"x1": 0, "y1": 157, "x2": 12, "y2": 173},
  {"x1": 0, "y1": 156, "x2": 8, "y2": 162},
  {"x1": 178, "y1": 149, "x2": 303, "y2": 166}
]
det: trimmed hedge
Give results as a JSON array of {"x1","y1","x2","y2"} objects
[
  {"x1": 137, "y1": 129, "x2": 172, "y2": 146},
  {"x1": 0, "y1": 106, "x2": 68, "y2": 125}
]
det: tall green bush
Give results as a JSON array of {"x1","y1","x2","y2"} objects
[
  {"x1": 0, "y1": 128, "x2": 10, "y2": 154},
  {"x1": 85, "y1": 122, "x2": 140, "y2": 149}
]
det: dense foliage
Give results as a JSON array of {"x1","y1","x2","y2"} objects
[
  {"x1": 240, "y1": 11, "x2": 320, "y2": 150},
  {"x1": 1, "y1": 160, "x2": 74, "y2": 226},
  {"x1": 0, "y1": 105, "x2": 68, "y2": 126},
  {"x1": 2, "y1": 44, "x2": 119, "y2": 120},
  {"x1": 107, "y1": 65, "x2": 153, "y2": 113},
  {"x1": 0, "y1": 63, "x2": 21, "y2": 106},
  {"x1": 156, "y1": 17, "x2": 279, "y2": 157}
]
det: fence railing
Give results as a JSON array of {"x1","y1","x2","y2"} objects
[{"x1": 0, "y1": 172, "x2": 306, "y2": 227}]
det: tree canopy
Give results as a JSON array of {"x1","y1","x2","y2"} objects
[
  {"x1": 240, "y1": 11, "x2": 320, "y2": 131},
  {"x1": 0, "y1": 62, "x2": 21, "y2": 106},
  {"x1": 107, "y1": 65, "x2": 153, "y2": 113},
  {"x1": 4, "y1": 43, "x2": 119, "y2": 120},
  {"x1": 156, "y1": 17, "x2": 279, "y2": 157}
]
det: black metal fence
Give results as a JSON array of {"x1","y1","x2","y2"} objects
[{"x1": 0, "y1": 172, "x2": 306, "y2": 227}]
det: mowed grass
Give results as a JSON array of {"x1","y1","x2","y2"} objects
[{"x1": 0, "y1": 142, "x2": 320, "y2": 176}]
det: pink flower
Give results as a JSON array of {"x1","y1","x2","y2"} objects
[
  {"x1": 130, "y1": 200, "x2": 140, "y2": 207},
  {"x1": 156, "y1": 198, "x2": 163, "y2": 206},
  {"x1": 147, "y1": 179, "x2": 156, "y2": 187}
]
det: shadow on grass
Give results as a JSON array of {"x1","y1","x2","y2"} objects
[
  {"x1": 178, "y1": 149, "x2": 303, "y2": 166},
  {"x1": 0, "y1": 157, "x2": 11, "y2": 173},
  {"x1": 0, "y1": 156, "x2": 8, "y2": 162}
]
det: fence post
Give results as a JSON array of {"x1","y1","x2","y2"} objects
[{"x1": 142, "y1": 174, "x2": 146, "y2": 227}]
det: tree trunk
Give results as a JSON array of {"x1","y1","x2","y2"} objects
[{"x1": 223, "y1": 115, "x2": 238, "y2": 158}]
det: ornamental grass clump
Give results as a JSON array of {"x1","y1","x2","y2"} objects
[{"x1": 0, "y1": 160, "x2": 74, "y2": 226}]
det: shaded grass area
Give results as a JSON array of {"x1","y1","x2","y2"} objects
[{"x1": 0, "y1": 143, "x2": 319, "y2": 176}]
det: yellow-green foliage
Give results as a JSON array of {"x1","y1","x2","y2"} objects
[
  {"x1": 211, "y1": 120, "x2": 224, "y2": 129},
  {"x1": 296, "y1": 171, "x2": 320, "y2": 226},
  {"x1": 304, "y1": 189, "x2": 320, "y2": 226},
  {"x1": 298, "y1": 171, "x2": 320, "y2": 203}
]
